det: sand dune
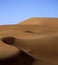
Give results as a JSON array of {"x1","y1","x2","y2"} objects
[
  {"x1": 0, "y1": 18, "x2": 58, "y2": 65},
  {"x1": 19, "y1": 18, "x2": 58, "y2": 26},
  {"x1": 0, "y1": 40, "x2": 19, "y2": 59}
]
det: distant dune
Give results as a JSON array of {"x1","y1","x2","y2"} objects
[
  {"x1": 19, "y1": 18, "x2": 58, "y2": 26},
  {"x1": 0, "y1": 18, "x2": 58, "y2": 65}
]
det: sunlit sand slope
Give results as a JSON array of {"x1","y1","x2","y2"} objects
[{"x1": 0, "y1": 18, "x2": 58, "y2": 65}]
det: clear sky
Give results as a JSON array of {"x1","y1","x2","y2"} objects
[{"x1": 0, "y1": 0, "x2": 58, "y2": 25}]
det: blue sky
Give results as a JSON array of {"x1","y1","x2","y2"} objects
[{"x1": 0, "y1": 0, "x2": 58, "y2": 25}]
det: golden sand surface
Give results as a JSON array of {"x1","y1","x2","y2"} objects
[{"x1": 0, "y1": 18, "x2": 58, "y2": 65}]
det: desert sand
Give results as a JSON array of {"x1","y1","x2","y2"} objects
[{"x1": 0, "y1": 18, "x2": 58, "y2": 65}]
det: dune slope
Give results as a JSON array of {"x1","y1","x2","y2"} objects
[{"x1": 0, "y1": 18, "x2": 58, "y2": 65}]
